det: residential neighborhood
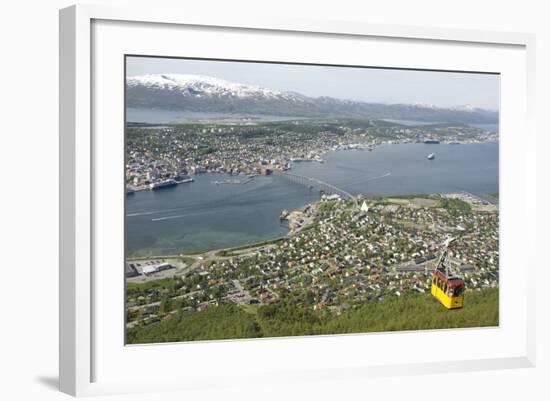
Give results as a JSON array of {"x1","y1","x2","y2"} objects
[{"x1": 126, "y1": 191, "x2": 498, "y2": 330}]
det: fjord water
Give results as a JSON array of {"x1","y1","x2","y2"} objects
[
  {"x1": 126, "y1": 174, "x2": 320, "y2": 256},
  {"x1": 293, "y1": 142, "x2": 498, "y2": 198},
  {"x1": 126, "y1": 107, "x2": 307, "y2": 124},
  {"x1": 126, "y1": 142, "x2": 498, "y2": 256}
]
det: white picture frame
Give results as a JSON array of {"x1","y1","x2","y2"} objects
[{"x1": 59, "y1": 4, "x2": 536, "y2": 397}]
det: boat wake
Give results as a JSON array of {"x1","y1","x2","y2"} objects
[
  {"x1": 151, "y1": 212, "x2": 210, "y2": 222},
  {"x1": 150, "y1": 206, "x2": 237, "y2": 222},
  {"x1": 126, "y1": 209, "x2": 182, "y2": 217},
  {"x1": 343, "y1": 172, "x2": 391, "y2": 186},
  {"x1": 366, "y1": 172, "x2": 392, "y2": 181}
]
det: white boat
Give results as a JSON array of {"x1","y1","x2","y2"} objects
[
  {"x1": 175, "y1": 175, "x2": 194, "y2": 184},
  {"x1": 149, "y1": 179, "x2": 178, "y2": 190},
  {"x1": 427, "y1": 153, "x2": 435, "y2": 160},
  {"x1": 177, "y1": 178, "x2": 194, "y2": 183}
]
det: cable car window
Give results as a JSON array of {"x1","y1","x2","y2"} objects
[{"x1": 454, "y1": 286, "x2": 464, "y2": 297}]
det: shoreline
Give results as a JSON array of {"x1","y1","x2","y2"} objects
[
  {"x1": 126, "y1": 190, "x2": 498, "y2": 274},
  {"x1": 126, "y1": 140, "x2": 499, "y2": 193}
]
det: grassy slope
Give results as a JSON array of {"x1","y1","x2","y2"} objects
[
  {"x1": 126, "y1": 288, "x2": 498, "y2": 344},
  {"x1": 126, "y1": 304, "x2": 261, "y2": 344}
]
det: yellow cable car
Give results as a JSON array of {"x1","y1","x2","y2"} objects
[
  {"x1": 431, "y1": 271, "x2": 465, "y2": 309},
  {"x1": 431, "y1": 238, "x2": 465, "y2": 309}
]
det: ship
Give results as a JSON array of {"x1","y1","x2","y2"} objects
[
  {"x1": 427, "y1": 153, "x2": 435, "y2": 160},
  {"x1": 424, "y1": 139, "x2": 440, "y2": 144},
  {"x1": 175, "y1": 174, "x2": 194, "y2": 184},
  {"x1": 149, "y1": 179, "x2": 178, "y2": 190}
]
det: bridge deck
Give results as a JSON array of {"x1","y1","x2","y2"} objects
[{"x1": 275, "y1": 171, "x2": 357, "y2": 206}]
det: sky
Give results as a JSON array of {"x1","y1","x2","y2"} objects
[{"x1": 127, "y1": 56, "x2": 500, "y2": 110}]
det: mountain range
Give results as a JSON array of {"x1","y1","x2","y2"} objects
[{"x1": 126, "y1": 74, "x2": 498, "y2": 124}]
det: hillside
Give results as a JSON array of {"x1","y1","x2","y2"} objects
[{"x1": 126, "y1": 288, "x2": 499, "y2": 344}]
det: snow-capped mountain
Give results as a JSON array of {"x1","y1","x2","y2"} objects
[
  {"x1": 127, "y1": 74, "x2": 305, "y2": 101},
  {"x1": 126, "y1": 74, "x2": 498, "y2": 124}
]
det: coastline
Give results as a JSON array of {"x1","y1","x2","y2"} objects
[
  {"x1": 126, "y1": 190, "x2": 498, "y2": 282},
  {"x1": 127, "y1": 139, "x2": 499, "y2": 194},
  {"x1": 125, "y1": 136, "x2": 499, "y2": 259}
]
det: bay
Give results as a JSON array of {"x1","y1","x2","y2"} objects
[{"x1": 126, "y1": 142, "x2": 498, "y2": 256}]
